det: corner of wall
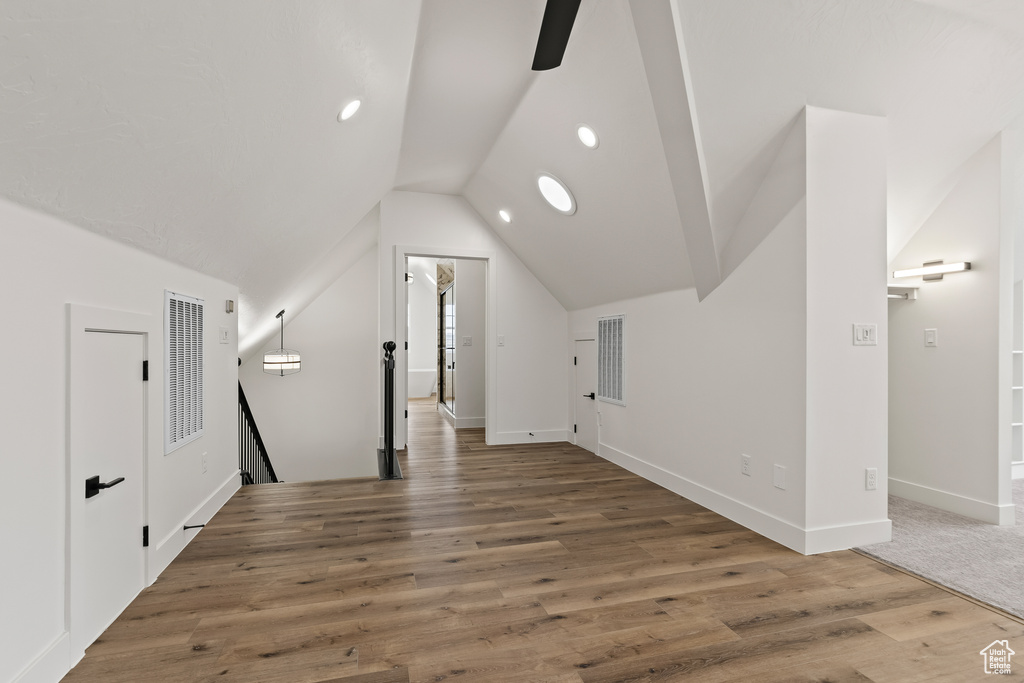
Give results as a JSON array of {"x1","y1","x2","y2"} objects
[{"x1": 149, "y1": 470, "x2": 240, "y2": 582}]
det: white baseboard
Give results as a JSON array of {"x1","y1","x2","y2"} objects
[
  {"x1": 434, "y1": 401, "x2": 487, "y2": 430},
  {"x1": 804, "y1": 519, "x2": 892, "y2": 554},
  {"x1": 889, "y1": 477, "x2": 1015, "y2": 526},
  {"x1": 490, "y1": 429, "x2": 568, "y2": 445},
  {"x1": 598, "y1": 443, "x2": 890, "y2": 554},
  {"x1": 149, "y1": 470, "x2": 240, "y2": 583},
  {"x1": 438, "y1": 403, "x2": 456, "y2": 429},
  {"x1": 12, "y1": 631, "x2": 70, "y2": 683}
]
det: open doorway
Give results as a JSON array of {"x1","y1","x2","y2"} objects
[
  {"x1": 439, "y1": 281, "x2": 455, "y2": 412},
  {"x1": 403, "y1": 254, "x2": 487, "y2": 438},
  {"x1": 406, "y1": 257, "x2": 439, "y2": 402}
]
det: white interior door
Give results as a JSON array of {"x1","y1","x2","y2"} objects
[
  {"x1": 69, "y1": 328, "x2": 146, "y2": 654},
  {"x1": 575, "y1": 339, "x2": 598, "y2": 453}
]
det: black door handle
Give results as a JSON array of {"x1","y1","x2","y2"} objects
[
  {"x1": 583, "y1": 393, "x2": 595, "y2": 400},
  {"x1": 85, "y1": 475, "x2": 125, "y2": 499}
]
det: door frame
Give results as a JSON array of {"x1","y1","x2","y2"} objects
[
  {"x1": 438, "y1": 282, "x2": 456, "y2": 412},
  {"x1": 394, "y1": 246, "x2": 495, "y2": 447},
  {"x1": 573, "y1": 335, "x2": 598, "y2": 451},
  {"x1": 66, "y1": 304, "x2": 156, "y2": 657}
]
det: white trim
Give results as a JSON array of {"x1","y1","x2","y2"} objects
[
  {"x1": 148, "y1": 470, "x2": 240, "y2": 582},
  {"x1": 66, "y1": 304, "x2": 156, "y2": 658},
  {"x1": 889, "y1": 477, "x2": 1016, "y2": 525},
  {"x1": 804, "y1": 519, "x2": 892, "y2": 554},
  {"x1": 598, "y1": 442, "x2": 890, "y2": 554},
  {"x1": 438, "y1": 401, "x2": 456, "y2": 429},
  {"x1": 571, "y1": 332, "x2": 597, "y2": 449},
  {"x1": 394, "y1": 245, "x2": 496, "y2": 446},
  {"x1": 12, "y1": 632, "x2": 70, "y2": 683},
  {"x1": 437, "y1": 404, "x2": 484, "y2": 430},
  {"x1": 491, "y1": 430, "x2": 569, "y2": 445},
  {"x1": 1013, "y1": 461, "x2": 1024, "y2": 479}
]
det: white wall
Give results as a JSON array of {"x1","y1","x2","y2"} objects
[
  {"x1": 570, "y1": 206, "x2": 811, "y2": 545},
  {"x1": 240, "y1": 244, "x2": 380, "y2": 482},
  {"x1": 380, "y1": 191, "x2": 568, "y2": 447},
  {"x1": 0, "y1": 198, "x2": 239, "y2": 683},
  {"x1": 454, "y1": 258, "x2": 486, "y2": 426},
  {"x1": 407, "y1": 256, "x2": 437, "y2": 398},
  {"x1": 804, "y1": 108, "x2": 889, "y2": 539},
  {"x1": 568, "y1": 107, "x2": 889, "y2": 554},
  {"x1": 889, "y1": 134, "x2": 1016, "y2": 524}
]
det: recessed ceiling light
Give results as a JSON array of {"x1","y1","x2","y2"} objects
[
  {"x1": 577, "y1": 124, "x2": 599, "y2": 149},
  {"x1": 338, "y1": 99, "x2": 361, "y2": 121},
  {"x1": 498, "y1": 209, "x2": 511, "y2": 223},
  {"x1": 537, "y1": 173, "x2": 576, "y2": 215}
]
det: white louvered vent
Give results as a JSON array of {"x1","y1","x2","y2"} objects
[
  {"x1": 165, "y1": 290, "x2": 204, "y2": 453},
  {"x1": 598, "y1": 314, "x2": 625, "y2": 405}
]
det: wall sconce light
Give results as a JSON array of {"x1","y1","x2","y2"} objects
[
  {"x1": 892, "y1": 260, "x2": 971, "y2": 281},
  {"x1": 263, "y1": 309, "x2": 300, "y2": 376},
  {"x1": 406, "y1": 272, "x2": 414, "y2": 285},
  {"x1": 226, "y1": 300, "x2": 235, "y2": 314}
]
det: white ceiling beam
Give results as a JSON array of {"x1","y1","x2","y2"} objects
[{"x1": 628, "y1": 0, "x2": 720, "y2": 300}]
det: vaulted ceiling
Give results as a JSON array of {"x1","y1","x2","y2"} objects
[{"x1": 2, "y1": 0, "x2": 1024, "y2": 355}]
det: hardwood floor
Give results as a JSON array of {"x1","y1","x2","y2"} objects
[{"x1": 63, "y1": 399, "x2": 1024, "y2": 682}]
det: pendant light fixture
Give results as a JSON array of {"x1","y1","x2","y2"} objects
[{"x1": 263, "y1": 309, "x2": 300, "y2": 376}]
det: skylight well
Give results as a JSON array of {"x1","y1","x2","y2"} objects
[
  {"x1": 537, "y1": 173, "x2": 576, "y2": 215},
  {"x1": 338, "y1": 99, "x2": 361, "y2": 121},
  {"x1": 577, "y1": 124, "x2": 599, "y2": 148}
]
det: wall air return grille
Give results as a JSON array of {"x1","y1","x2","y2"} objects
[
  {"x1": 598, "y1": 314, "x2": 625, "y2": 405},
  {"x1": 165, "y1": 290, "x2": 204, "y2": 453}
]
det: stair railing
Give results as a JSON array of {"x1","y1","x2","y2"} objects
[{"x1": 238, "y1": 381, "x2": 279, "y2": 484}]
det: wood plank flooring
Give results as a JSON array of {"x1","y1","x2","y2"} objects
[{"x1": 62, "y1": 399, "x2": 1024, "y2": 681}]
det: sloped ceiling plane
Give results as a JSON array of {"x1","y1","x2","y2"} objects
[{"x1": 2, "y1": 0, "x2": 1024, "y2": 356}]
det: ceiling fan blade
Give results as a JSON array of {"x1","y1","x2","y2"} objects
[{"x1": 532, "y1": 0, "x2": 582, "y2": 71}]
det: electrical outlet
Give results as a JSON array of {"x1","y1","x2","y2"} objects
[
  {"x1": 741, "y1": 454, "x2": 752, "y2": 476},
  {"x1": 773, "y1": 464, "x2": 786, "y2": 490},
  {"x1": 202, "y1": 452, "x2": 208, "y2": 473},
  {"x1": 865, "y1": 467, "x2": 878, "y2": 491}
]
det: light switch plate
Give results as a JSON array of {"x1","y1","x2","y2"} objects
[
  {"x1": 924, "y1": 328, "x2": 938, "y2": 347},
  {"x1": 853, "y1": 324, "x2": 877, "y2": 346},
  {"x1": 462, "y1": 336, "x2": 472, "y2": 346},
  {"x1": 219, "y1": 326, "x2": 229, "y2": 344},
  {"x1": 497, "y1": 335, "x2": 506, "y2": 347}
]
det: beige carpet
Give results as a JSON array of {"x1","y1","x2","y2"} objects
[{"x1": 856, "y1": 479, "x2": 1024, "y2": 619}]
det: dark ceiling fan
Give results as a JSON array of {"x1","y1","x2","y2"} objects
[{"x1": 532, "y1": 0, "x2": 582, "y2": 71}]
